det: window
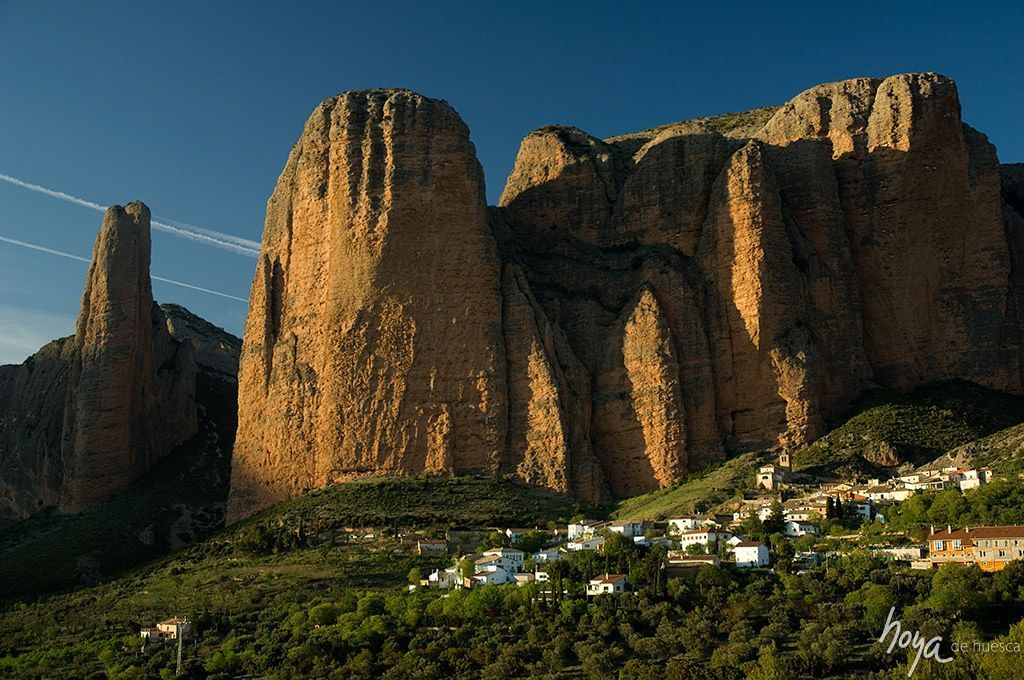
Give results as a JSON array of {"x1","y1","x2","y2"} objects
[
  {"x1": 999, "y1": 550, "x2": 1006, "y2": 558},
  {"x1": 934, "y1": 540, "x2": 944, "y2": 550},
  {"x1": 952, "y1": 540, "x2": 961, "y2": 550}
]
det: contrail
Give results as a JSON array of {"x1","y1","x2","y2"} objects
[
  {"x1": 0, "y1": 235, "x2": 249, "y2": 302},
  {"x1": 0, "y1": 172, "x2": 261, "y2": 257}
]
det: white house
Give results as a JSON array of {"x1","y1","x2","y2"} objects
[
  {"x1": 678, "y1": 529, "x2": 726, "y2": 551},
  {"x1": 608, "y1": 520, "x2": 645, "y2": 538},
  {"x1": 473, "y1": 568, "x2": 514, "y2": 586},
  {"x1": 533, "y1": 548, "x2": 565, "y2": 564},
  {"x1": 959, "y1": 468, "x2": 994, "y2": 491},
  {"x1": 475, "y1": 555, "x2": 518, "y2": 574},
  {"x1": 784, "y1": 521, "x2": 818, "y2": 537},
  {"x1": 424, "y1": 568, "x2": 457, "y2": 589},
  {"x1": 667, "y1": 517, "x2": 703, "y2": 534},
  {"x1": 482, "y1": 548, "x2": 525, "y2": 571},
  {"x1": 140, "y1": 618, "x2": 192, "y2": 641},
  {"x1": 734, "y1": 541, "x2": 770, "y2": 568},
  {"x1": 863, "y1": 485, "x2": 915, "y2": 502},
  {"x1": 568, "y1": 536, "x2": 606, "y2": 552},
  {"x1": 586, "y1": 573, "x2": 629, "y2": 596},
  {"x1": 568, "y1": 520, "x2": 602, "y2": 540}
]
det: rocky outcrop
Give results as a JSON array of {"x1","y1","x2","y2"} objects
[
  {"x1": 227, "y1": 90, "x2": 509, "y2": 521},
  {"x1": 760, "y1": 73, "x2": 1017, "y2": 391},
  {"x1": 592, "y1": 287, "x2": 687, "y2": 496},
  {"x1": 0, "y1": 203, "x2": 197, "y2": 520},
  {"x1": 501, "y1": 265, "x2": 607, "y2": 501},
  {"x1": 229, "y1": 74, "x2": 1024, "y2": 520},
  {"x1": 161, "y1": 303, "x2": 242, "y2": 378}
]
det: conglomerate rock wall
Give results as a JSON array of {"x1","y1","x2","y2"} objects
[{"x1": 228, "y1": 74, "x2": 1024, "y2": 520}]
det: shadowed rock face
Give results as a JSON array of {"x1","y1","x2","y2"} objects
[
  {"x1": 0, "y1": 203, "x2": 197, "y2": 520},
  {"x1": 229, "y1": 74, "x2": 1024, "y2": 520}
]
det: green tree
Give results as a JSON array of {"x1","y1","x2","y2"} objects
[
  {"x1": 764, "y1": 501, "x2": 785, "y2": 536},
  {"x1": 928, "y1": 563, "x2": 986, "y2": 617}
]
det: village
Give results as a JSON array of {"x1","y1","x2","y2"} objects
[{"x1": 407, "y1": 452, "x2": 1020, "y2": 595}]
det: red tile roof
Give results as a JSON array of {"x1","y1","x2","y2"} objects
[
  {"x1": 591, "y1": 573, "x2": 628, "y2": 584},
  {"x1": 930, "y1": 526, "x2": 1024, "y2": 541}
]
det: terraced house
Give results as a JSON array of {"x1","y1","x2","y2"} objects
[{"x1": 928, "y1": 526, "x2": 1024, "y2": 571}]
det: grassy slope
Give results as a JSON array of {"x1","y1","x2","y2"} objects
[
  {"x1": 0, "y1": 472, "x2": 577, "y2": 602},
  {"x1": 610, "y1": 451, "x2": 766, "y2": 520},
  {"x1": 794, "y1": 380, "x2": 1024, "y2": 477},
  {"x1": 0, "y1": 475, "x2": 580, "y2": 663},
  {"x1": 231, "y1": 474, "x2": 580, "y2": 535}
]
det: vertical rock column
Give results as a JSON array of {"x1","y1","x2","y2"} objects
[
  {"x1": 229, "y1": 90, "x2": 507, "y2": 521},
  {"x1": 62, "y1": 203, "x2": 197, "y2": 511}
]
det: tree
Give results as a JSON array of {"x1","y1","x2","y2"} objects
[
  {"x1": 928, "y1": 563, "x2": 986, "y2": 617},
  {"x1": 407, "y1": 567, "x2": 422, "y2": 586},
  {"x1": 845, "y1": 583, "x2": 898, "y2": 631},
  {"x1": 458, "y1": 557, "x2": 476, "y2": 580},
  {"x1": 739, "y1": 512, "x2": 766, "y2": 541},
  {"x1": 515, "y1": 531, "x2": 550, "y2": 555},
  {"x1": 763, "y1": 501, "x2": 785, "y2": 536}
]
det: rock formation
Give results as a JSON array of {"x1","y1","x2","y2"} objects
[
  {"x1": 227, "y1": 90, "x2": 508, "y2": 520},
  {"x1": 0, "y1": 203, "x2": 197, "y2": 520},
  {"x1": 228, "y1": 74, "x2": 1024, "y2": 520}
]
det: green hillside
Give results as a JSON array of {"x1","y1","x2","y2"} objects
[
  {"x1": 611, "y1": 451, "x2": 765, "y2": 520},
  {"x1": 794, "y1": 380, "x2": 1024, "y2": 477},
  {"x1": 231, "y1": 474, "x2": 580, "y2": 540}
]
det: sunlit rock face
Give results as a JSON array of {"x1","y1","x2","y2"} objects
[{"x1": 229, "y1": 74, "x2": 1024, "y2": 520}]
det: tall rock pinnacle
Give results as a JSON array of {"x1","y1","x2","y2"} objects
[
  {"x1": 0, "y1": 203, "x2": 197, "y2": 519},
  {"x1": 227, "y1": 90, "x2": 509, "y2": 521}
]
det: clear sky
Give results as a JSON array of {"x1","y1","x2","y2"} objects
[{"x1": 1, "y1": 1, "x2": 1021, "y2": 364}]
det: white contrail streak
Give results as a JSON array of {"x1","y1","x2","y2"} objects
[
  {"x1": 0, "y1": 235, "x2": 249, "y2": 302},
  {"x1": 0, "y1": 172, "x2": 261, "y2": 257}
]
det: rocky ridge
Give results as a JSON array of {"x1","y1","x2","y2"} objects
[{"x1": 228, "y1": 74, "x2": 1024, "y2": 520}]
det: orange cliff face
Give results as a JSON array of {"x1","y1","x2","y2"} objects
[
  {"x1": 227, "y1": 74, "x2": 1024, "y2": 522},
  {"x1": 227, "y1": 90, "x2": 512, "y2": 521}
]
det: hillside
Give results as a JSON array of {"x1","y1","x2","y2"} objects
[
  {"x1": 610, "y1": 452, "x2": 765, "y2": 520},
  {"x1": 793, "y1": 381, "x2": 1024, "y2": 478},
  {"x1": 0, "y1": 472, "x2": 578, "y2": 604},
  {"x1": 942, "y1": 422, "x2": 1024, "y2": 473},
  {"x1": 0, "y1": 369, "x2": 236, "y2": 601},
  {"x1": 230, "y1": 474, "x2": 581, "y2": 539}
]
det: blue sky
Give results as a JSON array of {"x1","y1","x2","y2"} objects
[{"x1": 1, "y1": 1, "x2": 1021, "y2": 364}]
